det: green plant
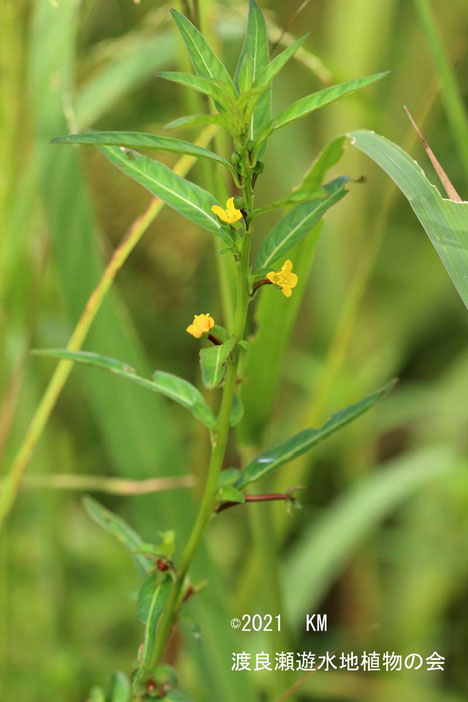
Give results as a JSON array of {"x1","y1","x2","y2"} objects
[{"x1": 26, "y1": 3, "x2": 395, "y2": 698}]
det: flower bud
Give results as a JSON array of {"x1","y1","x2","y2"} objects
[
  {"x1": 231, "y1": 151, "x2": 241, "y2": 166},
  {"x1": 233, "y1": 196, "x2": 245, "y2": 210}
]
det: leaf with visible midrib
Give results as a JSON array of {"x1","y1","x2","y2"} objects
[
  {"x1": 199, "y1": 337, "x2": 236, "y2": 389},
  {"x1": 255, "y1": 186, "x2": 348, "y2": 270},
  {"x1": 51, "y1": 131, "x2": 234, "y2": 172},
  {"x1": 99, "y1": 146, "x2": 235, "y2": 247},
  {"x1": 236, "y1": 380, "x2": 396, "y2": 489},
  {"x1": 235, "y1": 0, "x2": 270, "y2": 141},
  {"x1": 135, "y1": 578, "x2": 171, "y2": 682},
  {"x1": 349, "y1": 129, "x2": 468, "y2": 308},
  {"x1": 35, "y1": 349, "x2": 218, "y2": 430},
  {"x1": 170, "y1": 9, "x2": 235, "y2": 91},
  {"x1": 252, "y1": 34, "x2": 309, "y2": 91},
  {"x1": 260, "y1": 72, "x2": 389, "y2": 140}
]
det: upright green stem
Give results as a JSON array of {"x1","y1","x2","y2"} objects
[{"x1": 148, "y1": 155, "x2": 254, "y2": 676}]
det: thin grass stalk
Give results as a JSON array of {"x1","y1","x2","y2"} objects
[
  {"x1": 0, "y1": 473, "x2": 195, "y2": 495},
  {"x1": 0, "y1": 126, "x2": 218, "y2": 532}
]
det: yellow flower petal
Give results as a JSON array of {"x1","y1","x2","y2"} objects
[
  {"x1": 265, "y1": 260, "x2": 298, "y2": 298},
  {"x1": 211, "y1": 198, "x2": 242, "y2": 224},
  {"x1": 186, "y1": 313, "x2": 215, "y2": 338},
  {"x1": 211, "y1": 205, "x2": 226, "y2": 219}
]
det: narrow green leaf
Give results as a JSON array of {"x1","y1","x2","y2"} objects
[
  {"x1": 151, "y1": 371, "x2": 217, "y2": 429},
  {"x1": 35, "y1": 349, "x2": 218, "y2": 429},
  {"x1": 170, "y1": 9, "x2": 235, "y2": 91},
  {"x1": 137, "y1": 578, "x2": 171, "y2": 680},
  {"x1": 32, "y1": 348, "x2": 136, "y2": 374},
  {"x1": 164, "y1": 113, "x2": 234, "y2": 132},
  {"x1": 235, "y1": 0, "x2": 271, "y2": 140},
  {"x1": 349, "y1": 129, "x2": 468, "y2": 308},
  {"x1": 237, "y1": 52, "x2": 254, "y2": 92},
  {"x1": 51, "y1": 131, "x2": 234, "y2": 172},
  {"x1": 254, "y1": 176, "x2": 350, "y2": 215},
  {"x1": 236, "y1": 380, "x2": 396, "y2": 489},
  {"x1": 266, "y1": 72, "x2": 389, "y2": 136},
  {"x1": 83, "y1": 496, "x2": 153, "y2": 576},
  {"x1": 138, "y1": 572, "x2": 164, "y2": 623},
  {"x1": 109, "y1": 672, "x2": 132, "y2": 702},
  {"x1": 252, "y1": 34, "x2": 310, "y2": 91},
  {"x1": 98, "y1": 146, "x2": 235, "y2": 246},
  {"x1": 299, "y1": 136, "x2": 347, "y2": 190},
  {"x1": 157, "y1": 72, "x2": 234, "y2": 108},
  {"x1": 255, "y1": 186, "x2": 348, "y2": 270},
  {"x1": 199, "y1": 337, "x2": 236, "y2": 389}
]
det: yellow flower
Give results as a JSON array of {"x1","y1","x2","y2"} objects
[
  {"x1": 186, "y1": 313, "x2": 215, "y2": 339},
  {"x1": 211, "y1": 197, "x2": 243, "y2": 224},
  {"x1": 266, "y1": 260, "x2": 298, "y2": 298}
]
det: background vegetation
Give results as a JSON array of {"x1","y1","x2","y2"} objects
[{"x1": 1, "y1": 0, "x2": 467, "y2": 700}]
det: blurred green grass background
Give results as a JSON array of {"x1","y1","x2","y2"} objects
[{"x1": 1, "y1": 1, "x2": 467, "y2": 700}]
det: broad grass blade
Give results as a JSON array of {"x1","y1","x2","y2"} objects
[{"x1": 350, "y1": 129, "x2": 468, "y2": 308}]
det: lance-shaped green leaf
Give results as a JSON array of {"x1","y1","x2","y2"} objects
[
  {"x1": 260, "y1": 72, "x2": 388, "y2": 140},
  {"x1": 32, "y1": 348, "x2": 135, "y2": 374},
  {"x1": 83, "y1": 496, "x2": 153, "y2": 576},
  {"x1": 299, "y1": 136, "x2": 347, "y2": 190},
  {"x1": 252, "y1": 34, "x2": 310, "y2": 91},
  {"x1": 109, "y1": 673, "x2": 132, "y2": 702},
  {"x1": 151, "y1": 371, "x2": 217, "y2": 429},
  {"x1": 235, "y1": 0, "x2": 270, "y2": 141},
  {"x1": 138, "y1": 572, "x2": 165, "y2": 623},
  {"x1": 98, "y1": 146, "x2": 236, "y2": 248},
  {"x1": 170, "y1": 9, "x2": 235, "y2": 92},
  {"x1": 35, "y1": 349, "x2": 218, "y2": 430},
  {"x1": 51, "y1": 130, "x2": 234, "y2": 172},
  {"x1": 157, "y1": 72, "x2": 235, "y2": 109},
  {"x1": 235, "y1": 380, "x2": 396, "y2": 489},
  {"x1": 255, "y1": 186, "x2": 348, "y2": 270},
  {"x1": 349, "y1": 129, "x2": 468, "y2": 308},
  {"x1": 135, "y1": 577, "x2": 171, "y2": 682},
  {"x1": 254, "y1": 176, "x2": 350, "y2": 215},
  {"x1": 237, "y1": 52, "x2": 254, "y2": 92},
  {"x1": 199, "y1": 337, "x2": 236, "y2": 389}
]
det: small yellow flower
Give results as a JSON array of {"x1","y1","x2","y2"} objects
[
  {"x1": 211, "y1": 197, "x2": 243, "y2": 224},
  {"x1": 186, "y1": 313, "x2": 215, "y2": 339},
  {"x1": 266, "y1": 260, "x2": 298, "y2": 298}
]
